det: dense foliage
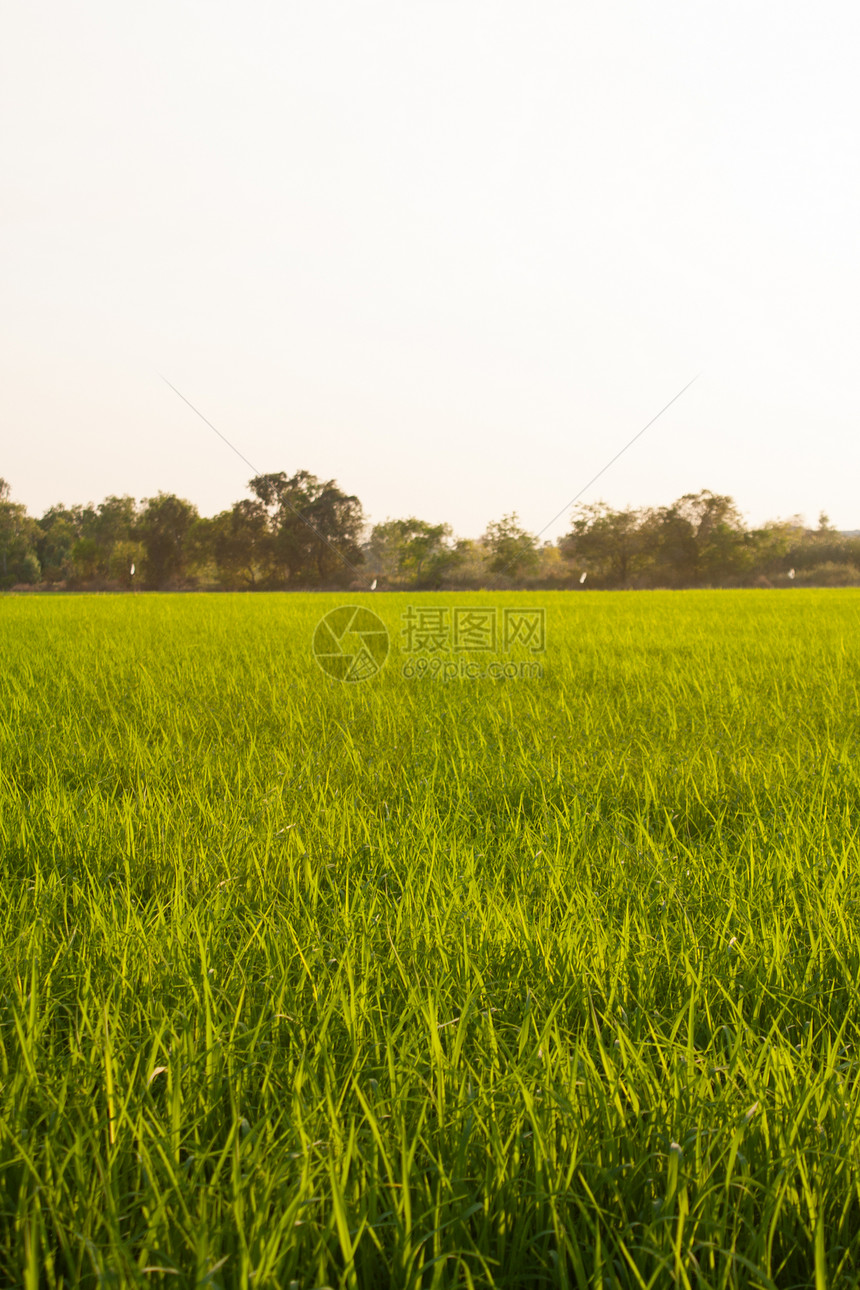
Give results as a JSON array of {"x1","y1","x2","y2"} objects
[{"x1": 2, "y1": 475, "x2": 859, "y2": 590}]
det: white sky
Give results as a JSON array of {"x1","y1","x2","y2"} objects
[{"x1": 3, "y1": 1, "x2": 859, "y2": 537}]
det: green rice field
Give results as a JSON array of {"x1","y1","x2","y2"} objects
[{"x1": 2, "y1": 589, "x2": 860, "y2": 1288}]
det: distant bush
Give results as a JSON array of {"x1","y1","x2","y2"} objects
[{"x1": 793, "y1": 562, "x2": 860, "y2": 587}]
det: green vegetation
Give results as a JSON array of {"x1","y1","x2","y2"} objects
[
  {"x1": 4, "y1": 473, "x2": 860, "y2": 590},
  {"x1": 2, "y1": 590, "x2": 860, "y2": 1286}
]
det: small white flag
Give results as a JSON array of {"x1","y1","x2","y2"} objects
[
  {"x1": 130, "y1": 562, "x2": 135, "y2": 576},
  {"x1": 579, "y1": 571, "x2": 587, "y2": 584}
]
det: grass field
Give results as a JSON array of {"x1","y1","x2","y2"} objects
[{"x1": 2, "y1": 589, "x2": 860, "y2": 1288}]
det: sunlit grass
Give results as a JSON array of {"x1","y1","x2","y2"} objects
[{"x1": 2, "y1": 589, "x2": 860, "y2": 1287}]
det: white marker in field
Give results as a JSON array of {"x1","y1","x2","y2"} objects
[
  {"x1": 788, "y1": 568, "x2": 795, "y2": 580},
  {"x1": 579, "y1": 571, "x2": 587, "y2": 584},
  {"x1": 370, "y1": 578, "x2": 378, "y2": 590},
  {"x1": 130, "y1": 562, "x2": 135, "y2": 576}
]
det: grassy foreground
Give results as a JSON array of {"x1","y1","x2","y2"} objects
[{"x1": 2, "y1": 590, "x2": 860, "y2": 1288}]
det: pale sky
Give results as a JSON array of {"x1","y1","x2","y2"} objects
[{"x1": 3, "y1": 1, "x2": 859, "y2": 538}]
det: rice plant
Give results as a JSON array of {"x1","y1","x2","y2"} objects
[{"x1": 2, "y1": 589, "x2": 860, "y2": 1287}]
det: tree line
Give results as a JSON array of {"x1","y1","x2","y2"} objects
[{"x1": 1, "y1": 474, "x2": 858, "y2": 591}]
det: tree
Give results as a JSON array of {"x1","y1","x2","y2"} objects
[
  {"x1": 482, "y1": 513, "x2": 539, "y2": 578},
  {"x1": 35, "y1": 505, "x2": 84, "y2": 582},
  {"x1": 138, "y1": 493, "x2": 198, "y2": 587},
  {"x1": 368, "y1": 518, "x2": 466, "y2": 587},
  {"x1": 0, "y1": 479, "x2": 40, "y2": 587},
  {"x1": 107, "y1": 540, "x2": 143, "y2": 589},
  {"x1": 70, "y1": 537, "x2": 101, "y2": 581},
  {"x1": 92, "y1": 495, "x2": 137, "y2": 571},
  {"x1": 35, "y1": 497, "x2": 138, "y2": 585},
  {"x1": 561, "y1": 502, "x2": 648, "y2": 585},
  {"x1": 248, "y1": 471, "x2": 364, "y2": 585},
  {"x1": 209, "y1": 499, "x2": 271, "y2": 588},
  {"x1": 747, "y1": 516, "x2": 804, "y2": 576},
  {"x1": 651, "y1": 490, "x2": 748, "y2": 584}
]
